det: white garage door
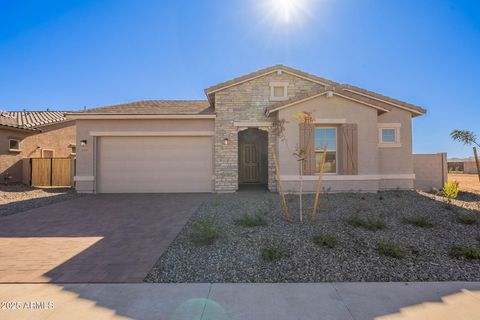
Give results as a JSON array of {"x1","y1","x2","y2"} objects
[{"x1": 96, "y1": 136, "x2": 213, "y2": 193}]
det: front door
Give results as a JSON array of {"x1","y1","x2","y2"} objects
[{"x1": 240, "y1": 143, "x2": 259, "y2": 183}]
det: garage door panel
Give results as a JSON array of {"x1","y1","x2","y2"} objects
[{"x1": 97, "y1": 136, "x2": 213, "y2": 193}]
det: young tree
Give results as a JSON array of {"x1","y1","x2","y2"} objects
[{"x1": 450, "y1": 130, "x2": 480, "y2": 182}]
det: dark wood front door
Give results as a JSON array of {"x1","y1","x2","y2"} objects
[{"x1": 240, "y1": 143, "x2": 260, "y2": 183}]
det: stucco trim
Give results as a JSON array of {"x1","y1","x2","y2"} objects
[
  {"x1": 280, "y1": 174, "x2": 415, "y2": 181},
  {"x1": 314, "y1": 118, "x2": 347, "y2": 124},
  {"x1": 343, "y1": 88, "x2": 425, "y2": 116},
  {"x1": 90, "y1": 131, "x2": 215, "y2": 137},
  {"x1": 74, "y1": 176, "x2": 95, "y2": 181},
  {"x1": 66, "y1": 114, "x2": 216, "y2": 120},
  {"x1": 233, "y1": 122, "x2": 273, "y2": 127},
  {"x1": 265, "y1": 91, "x2": 390, "y2": 115}
]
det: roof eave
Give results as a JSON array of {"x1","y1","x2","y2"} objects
[{"x1": 65, "y1": 113, "x2": 216, "y2": 120}]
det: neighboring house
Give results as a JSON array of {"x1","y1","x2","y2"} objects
[
  {"x1": 0, "y1": 111, "x2": 76, "y2": 183},
  {"x1": 68, "y1": 65, "x2": 429, "y2": 194}
]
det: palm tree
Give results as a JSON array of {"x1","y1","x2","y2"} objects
[{"x1": 450, "y1": 130, "x2": 480, "y2": 182}]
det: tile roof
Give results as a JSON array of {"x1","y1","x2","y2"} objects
[
  {"x1": 204, "y1": 64, "x2": 338, "y2": 95},
  {"x1": 76, "y1": 100, "x2": 213, "y2": 115},
  {"x1": 264, "y1": 85, "x2": 426, "y2": 117},
  {"x1": 205, "y1": 64, "x2": 426, "y2": 116},
  {"x1": 0, "y1": 111, "x2": 70, "y2": 130}
]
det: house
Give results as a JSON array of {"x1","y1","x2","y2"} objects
[
  {"x1": 0, "y1": 111, "x2": 76, "y2": 184},
  {"x1": 68, "y1": 65, "x2": 432, "y2": 194}
]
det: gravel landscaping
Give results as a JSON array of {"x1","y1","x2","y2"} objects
[
  {"x1": 0, "y1": 184, "x2": 80, "y2": 217},
  {"x1": 145, "y1": 189, "x2": 480, "y2": 282}
]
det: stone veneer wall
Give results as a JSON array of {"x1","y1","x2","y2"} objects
[{"x1": 213, "y1": 71, "x2": 325, "y2": 192}]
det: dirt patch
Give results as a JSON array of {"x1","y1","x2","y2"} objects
[{"x1": 449, "y1": 174, "x2": 480, "y2": 194}]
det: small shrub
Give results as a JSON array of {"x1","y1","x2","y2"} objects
[
  {"x1": 312, "y1": 234, "x2": 337, "y2": 248},
  {"x1": 261, "y1": 247, "x2": 283, "y2": 261},
  {"x1": 403, "y1": 215, "x2": 434, "y2": 228},
  {"x1": 235, "y1": 213, "x2": 267, "y2": 227},
  {"x1": 347, "y1": 214, "x2": 386, "y2": 231},
  {"x1": 190, "y1": 218, "x2": 220, "y2": 245},
  {"x1": 442, "y1": 181, "x2": 459, "y2": 200},
  {"x1": 456, "y1": 214, "x2": 479, "y2": 225},
  {"x1": 451, "y1": 246, "x2": 480, "y2": 260},
  {"x1": 378, "y1": 242, "x2": 406, "y2": 259}
]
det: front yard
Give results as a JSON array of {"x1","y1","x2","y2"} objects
[
  {"x1": 0, "y1": 184, "x2": 79, "y2": 217},
  {"x1": 146, "y1": 190, "x2": 480, "y2": 282}
]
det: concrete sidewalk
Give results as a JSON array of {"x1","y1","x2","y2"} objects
[{"x1": 0, "y1": 282, "x2": 479, "y2": 320}]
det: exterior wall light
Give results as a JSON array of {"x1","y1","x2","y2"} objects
[
  {"x1": 80, "y1": 140, "x2": 88, "y2": 147},
  {"x1": 224, "y1": 138, "x2": 229, "y2": 145}
]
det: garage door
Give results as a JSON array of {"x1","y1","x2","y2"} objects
[{"x1": 96, "y1": 136, "x2": 213, "y2": 193}]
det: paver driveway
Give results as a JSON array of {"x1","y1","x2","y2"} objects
[{"x1": 0, "y1": 194, "x2": 208, "y2": 283}]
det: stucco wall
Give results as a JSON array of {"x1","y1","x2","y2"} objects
[
  {"x1": 277, "y1": 94, "x2": 379, "y2": 176},
  {"x1": 0, "y1": 122, "x2": 75, "y2": 183},
  {"x1": 413, "y1": 153, "x2": 448, "y2": 191},
  {"x1": 377, "y1": 108, "x2": 414, "y2": 175},
  {"x1": 464, "y1": 161, "x2": 479, "y2": 174},
  {"x1": 214, "y1": 71, "x2": 325, "y2": 192},
  {"x1": 75, "y1": 118, "x2": 214, "y2": 193}
]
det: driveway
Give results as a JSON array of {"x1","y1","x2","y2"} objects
[{"x1": 0, "y1": 194, "x2": 208, "y2": 283}]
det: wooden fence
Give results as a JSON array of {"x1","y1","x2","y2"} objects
[{"x1": 24, "y1": 158, "x2": 73, "y2": 187}]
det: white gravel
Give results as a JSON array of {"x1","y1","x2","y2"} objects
[
  {"x1": 0, "y1": 184, "x2": 80, "y2": 217},
  {"x1": 145, "y1": 190, "x2": 480, "y2": 282}
]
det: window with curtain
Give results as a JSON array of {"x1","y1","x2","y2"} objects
[{"x1": 314, "y1": 127, "x2": 337, "y2": 173}]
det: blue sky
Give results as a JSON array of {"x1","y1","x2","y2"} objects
[{"x1": 0, "y1": 0, "x2": 479, "y2": 158}]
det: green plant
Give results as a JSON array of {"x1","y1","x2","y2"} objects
[
  {"x1": 442, "y1": 181, "x2": 459, "y2": 200},
  {"x1": 451, "y1": 246, "x2": 480, "y2": 260},
  {"x1": 312, "y1": 234, "x2": 337, "y2": 248},
  {"x1": 403, "y1": 215, "x2": 434, "y2": 228},
  {"x1": 190, "y1": 218, "x2": 220, "y2": 245},
  {"x1": 378, "y1": 242, "x2": 406, "y2": 259},
  {"x1": 456, "y1": 213, "x2": 479, "y2": 225},
  {"x1": 234, "y1": 213, "x2": 267, "y2": 227},
  {"x1": 347, "y1": 214, "x2": 386, "y2": 231},
  {"x1": 261, "y1": 247, "x2": 283, "y2": 261}
]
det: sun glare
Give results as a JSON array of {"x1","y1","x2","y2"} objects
[{"x1": 266, "y1": 0, "x2": 307, "y2": 24}]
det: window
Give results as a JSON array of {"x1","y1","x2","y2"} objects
[
  {"x1": 269, "y1": 82, "x2": 288, "y2": 101},
  {"x1": 381, "y1": 129, "x2": 396, "y2": 142},
  {"x1": 314, "y1": 127, "x2": 337, "y2": 173},
  {"x1": 378, "y1": 123, "x2": 401, "y2": 147},
  {"x1": 8, "y1": 139, "x2": 21, "y2": 151}
]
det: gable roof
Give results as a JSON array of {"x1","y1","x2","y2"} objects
[
  {"x1": 71, "y1": 100, "x2": 214, "y2": 115},
  {"x1": 0, "y1": 111, "x2": 70, "y2": 131},
  {"x1": 205, "y1": 65, "x2": 338, "y2": 95},
  {"x1": 265, "y1": 85, "x2": 426, "y2": 117},
  {"x1": 205, "y1": 64, "x2": 426, "y2": 117}
]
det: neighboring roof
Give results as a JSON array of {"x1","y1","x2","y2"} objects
[
  {"x1": 71, "y1": 100, "x2": 214, "y2": 115},
  {"x1": 265, "y1": 84, "x2": 426, "y2": 117},
  {"x1": 204, "y1": 64, "x2": 338, "y2": 96},
  {"x1": 0, "y1": 111, "x2": 70, "y2": 131}
]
